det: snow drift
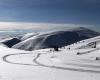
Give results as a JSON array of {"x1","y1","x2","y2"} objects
[{"x1": 12, "y1": 27, "x2": 100, "y2": 51}]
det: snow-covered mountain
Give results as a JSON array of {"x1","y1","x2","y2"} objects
[
  {"x1": 12, "y1": 27, "x2": 100, "y2": 51},
  {"x1": 0, "y1": 37, "x2": 21, "y2": 47},
  {"x1": 0, "y1": 33, "x2": 100, "y2": 80}
]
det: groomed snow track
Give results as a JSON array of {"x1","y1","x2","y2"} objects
[{"x1": 2, "y1": 52, "x2": 100, "y2": 74}]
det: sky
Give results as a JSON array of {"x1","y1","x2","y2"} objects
[{"x1": 0, "y1": 0, "x2": 100, "y2": 31}]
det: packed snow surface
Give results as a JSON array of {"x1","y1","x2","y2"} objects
[{"x1": 1, "y1": 35, "x2": 100, "y2": 80}]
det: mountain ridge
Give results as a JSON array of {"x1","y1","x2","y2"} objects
[{"x1": 12, "y1": 27, "x2": 100, "y2": 51}]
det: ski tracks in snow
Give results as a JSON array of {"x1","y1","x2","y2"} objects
[{"x1": 2, "y1": 52, "x2": 100, "y2": 74}]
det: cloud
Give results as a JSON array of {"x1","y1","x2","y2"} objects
[{"x1": 0, "y1": 22, "x2": 94, "y2": 31}]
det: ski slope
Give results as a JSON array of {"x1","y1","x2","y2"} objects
[{"x1": 1, "y1": 36, "x2": 100, "y2": 80}]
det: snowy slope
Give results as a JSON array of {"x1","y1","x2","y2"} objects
[
  {"x1": 0, "y1": 27, "x2": 100, "y2": 80},
  {"x1": 68, "y1": 35, "x2": 100, "y2": 49},
  {"x1": 0, "y1": 34, "x2": 100, "y2": 80}
]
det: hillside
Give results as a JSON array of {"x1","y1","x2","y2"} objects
[
  {"x1": 12, "y1": 27, "x2": 100, "y2": 51},
  {"x1": 0, "y1": 34, "x2": 100, "y2": 80}
]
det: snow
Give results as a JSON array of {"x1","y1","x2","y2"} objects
[{"x1": 1, "y1": 35, "x2": 100, "y2": 80}]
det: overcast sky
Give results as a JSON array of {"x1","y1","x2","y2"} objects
[{"x1": 0, "y1": 0, "x2": 100, "y2": 30}]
